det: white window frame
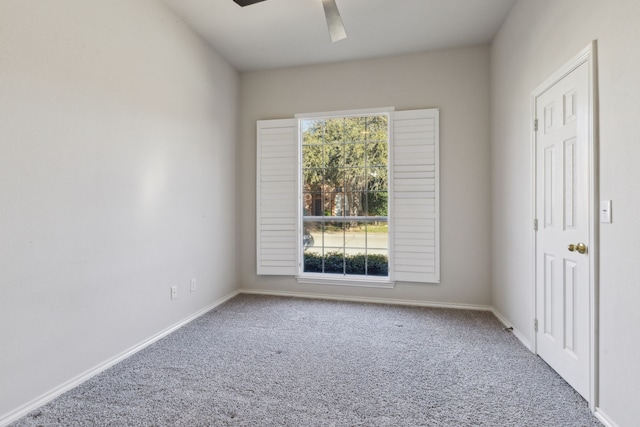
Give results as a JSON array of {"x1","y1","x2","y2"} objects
[
  {"x1": 295, "y1": 107, "x2": 394, "y2": 287},
  {"x1": 257, "y1": 107, "x2": 440, "y2": 287}
]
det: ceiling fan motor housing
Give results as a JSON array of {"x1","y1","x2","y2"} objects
[
  {"x1": 231, "y1": 0, "x2": 346, "y2": 43},
  {"x1": 232, "y1": 0, "x2": 267, "y2": 7}
]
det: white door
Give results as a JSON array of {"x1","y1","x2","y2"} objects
[{"x1": 535, "y1": 60, "x2": 591, "y2": 399}]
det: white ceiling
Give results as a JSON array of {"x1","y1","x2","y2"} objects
[{"x1": 163, "y1": 0, "x2": 516, "y2": 72}]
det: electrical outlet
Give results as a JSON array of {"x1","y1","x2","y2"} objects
[
  {"x1": 171, "y1": 285, "x2": 178, "y2": 300},
  {"x1": 190, "y1": 278, "x2": 197, "y2": 292}
]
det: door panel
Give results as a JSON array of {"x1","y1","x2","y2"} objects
[{"x1": 535, "y1": 61, "x2": 590, "y2": 399}]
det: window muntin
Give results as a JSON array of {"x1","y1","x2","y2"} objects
[{"x1": 300, "y1": 114, "x2": 389, "y2": 277}]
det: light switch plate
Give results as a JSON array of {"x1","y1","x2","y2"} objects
[{"x1": 600, "y1": 200, "x2": 612, "y2": 223}]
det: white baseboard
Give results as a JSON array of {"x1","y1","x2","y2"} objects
[
  {"x1": 238, "y1": 288, "x2": 493, "y2": 312},
  {"x1": 0, "y1": 290, "x2": 239, "y2": 427},
  {"x1": 595, "y1": 408, "x2": 619, "y2": 427},
  {"x1": 490, "y1": 308, "x2": 532, "y2": 351}
]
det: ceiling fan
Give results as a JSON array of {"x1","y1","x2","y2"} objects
[{"x1": 232, "y1": 0, "x2": 347, "y2": 43}]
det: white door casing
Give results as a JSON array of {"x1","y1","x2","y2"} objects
[{"x1": 533, "y1": 42, "x2": 598, "y2": 405}]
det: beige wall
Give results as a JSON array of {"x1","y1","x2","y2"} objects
[
  {"x1": 238, "y1": 46, "x2": 492, "y2": 306},
  {"x1": 5, "y1": 0, "x2": 637, "y2": 424},
  {"x1": 0, "y1": 0, "x2": 238, "y2": 419},
  {"x1": 491, "y1": 0, "x2": 640, "y2": 425}
]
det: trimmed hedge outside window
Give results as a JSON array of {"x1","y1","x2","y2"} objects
[{"x1": 303, "y1": 252, "x2": 388, "y2": 276}]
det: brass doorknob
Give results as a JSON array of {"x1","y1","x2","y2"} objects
[{"x1": 568, "y1": 242, "x2": 587, "y2": 254}]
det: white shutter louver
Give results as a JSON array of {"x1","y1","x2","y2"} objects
[
  {"x1": 256, "y1": 119, "x2": 298, "y2": 275},
  {"x1": 392, "y1": 109, "x2": 440, "y2": 283}
]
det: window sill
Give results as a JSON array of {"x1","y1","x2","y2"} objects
[{"x1": 296, "y1": 274, "x2": 395, "y2": 289}]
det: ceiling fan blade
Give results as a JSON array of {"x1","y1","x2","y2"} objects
[
  {"x1": 233, "y1": 0, "x2": 267, "y2": 6},
  {"x1": 322, "y1": 0, "x2": 347, "y2": 43}
]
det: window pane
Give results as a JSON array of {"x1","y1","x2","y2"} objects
[
  {"x1": 302, "y1": 119, "x2": 325, "y2": 145},
  {"x1": 345, "y1": 253, "x2": 366, "y2": 275},
  {"x1": 302, "y1": 193, "x2": 312, "y2": 215},
  {"x1": 366, "y1": 116, "x2": 388, "y2": 142},
  {"x1": 365, "y1": 191, "x2": 388, "y2": 216},
  {"x1": 367, "y1": 167, "x2": 388, "y2": 191},
  {"x1": 303, "y1": 193, "x2": 323, "y2": 216},
  {"x1": 367, "y1": 251, "x2": 389, "y2": 276},
  {"x1": 322, "y1": 168, "x2": 344, "y2": 192},
  {"x1": 303, "y1": 221, "x2": 323, "y2": 247},
  {"x1": 323, "y1": 249, "x2": 344, "y2": 274},
  {"x1": 323, "y1": 192, "x2": 343, "y2": 216},
  {"x1": 324, "y1": 143, "x2": 343, "y2": 168},
  {"x1": 366, "y1": 221, "x2": 389, "y2": 250},
  {"x1": 303, "y1": 221, "x2": 323, "y2": 273},
  {"x1": 303, "y1": 145, "x2": 324, "y2": 168},
  {"x1": 345, "y1": 167, "x2": 366, "y2": 192},
  {"x1": 303, "y1": 169, "x2": 324, "y2": 191},
  {"x1": 344, "y1": 143, "x2": 366, "y2": 167},
  {"x1": 303, "y1": 252, "x2": 323, "y2": 273},
  {"x1": 344, "y1": 221, "x2": 367, "y2": 252},
  {"x1": 367, "y1": 142, "x2": 388, "y2": 167},
  {"x1": 324, "y1": 119, "x2": 344, "y2": 143},
  {"x1": 323, "y1": 220, "x2": 344, "y2": 245},
  {"x1": 343, "y1": 191, "x2": 365, "y2": 216},
  {"x1": 345, "y1": 117, "x2": 367, "y2": 142}
]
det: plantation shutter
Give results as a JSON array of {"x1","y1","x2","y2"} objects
[
  {"x1": 256, "y1": 119, "x2": 298, "y2": 275},
  {"x1": 392, "y1": 109, "x2": 440, "y2": 283}
]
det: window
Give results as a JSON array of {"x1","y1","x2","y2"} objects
[
  {"x1": 256, "y1": 108, "x2": 439, "y2": 285},
  {"x1": 300, "y1": 114, "x2": 390, "y2": 278}
]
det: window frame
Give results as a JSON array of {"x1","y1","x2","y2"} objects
[
  {"x1": 295, "y1": 107, "x2": 395, "y2": 286},
  {"x1": 256, "y1": 107, "x2": 439, "y2": 286}
]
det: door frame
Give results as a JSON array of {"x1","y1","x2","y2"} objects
[{"x1": 530, "y1": 41, "x2": 599, "y2": 409}]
